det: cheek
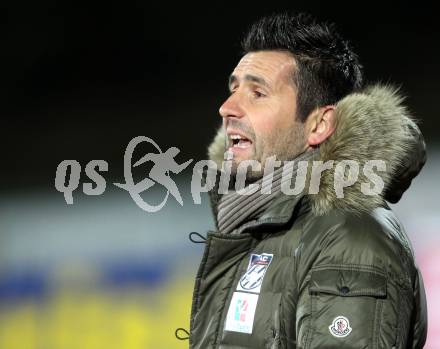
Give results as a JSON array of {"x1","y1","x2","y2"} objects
[
  {"x1": 250, "y1": 120, "x2": 275, "y2": 152},
  {"x1": 278, "y1": 97, "x2": 297, "y2": 125},
  {"x1": 252, "y1": 117, "x2": 273, "y2": 136},
  {"x1": 252, "y1": 104, "x2": 294, "y2": 138},
  {"x1": 247, "y1": 93, "x2": 297, "y2": 140}
]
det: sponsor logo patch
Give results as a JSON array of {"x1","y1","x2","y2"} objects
[
  {"x1": 224, "y1": 292, "x2": 259, "y2": 334},
  {"x1": 236, "y1": 253, "x2": 273, "y2": 294},
  {"x1": 329, "y1": 316, "x2": 352, "y2": 338}
]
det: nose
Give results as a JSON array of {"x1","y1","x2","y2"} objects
[{"x1": 219, "y1": 92, "x2": 245, "y2": 120}]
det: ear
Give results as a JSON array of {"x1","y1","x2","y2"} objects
[{"x1": 306, "y1": 106, "x2": 336, "y2": 146}]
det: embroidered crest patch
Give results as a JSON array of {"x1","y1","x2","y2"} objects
[
  {"x1": 329, "y1": 316, "x2": 352, "y2": 337},
  {"x1": 224, "y1": 292, "x2": 259, "y2": 334},
  {"x1": 236, "y1": 253, "x2": 273, "y2": 294}
]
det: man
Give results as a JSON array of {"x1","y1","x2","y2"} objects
[{"x1": 189, "y1": 13, "x2": 427, "y2": 348}]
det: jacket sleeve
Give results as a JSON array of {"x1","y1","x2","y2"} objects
[{"x1": 295, "y1": 212, "x2": 420, "y2": 349}]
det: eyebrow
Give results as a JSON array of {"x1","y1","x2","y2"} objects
[{"x1": 228, "y1": 74, "x2": 270, "y2": 90}]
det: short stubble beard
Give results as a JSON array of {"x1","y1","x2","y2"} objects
[{"x1": 228, "y1": 119, "x2": 307, "y2": 184}]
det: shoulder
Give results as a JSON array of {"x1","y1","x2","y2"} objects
[{"x1": 297, "y1": 206, "x2": 416, "y2": 279}]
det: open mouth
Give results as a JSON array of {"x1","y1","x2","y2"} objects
[{"x1": 229, "y1": 133, "x2": 252, "y2": 149}]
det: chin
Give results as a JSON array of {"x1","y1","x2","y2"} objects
[{"x1": 229, "y1": 159, "x2": 264, "y2": 184}]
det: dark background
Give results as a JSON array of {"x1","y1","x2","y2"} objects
[{"x1": 2, "y1": 2, "x2": 439, "y2": 192}]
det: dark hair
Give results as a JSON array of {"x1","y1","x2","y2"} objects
[{"x1": 241, "y1": 12, "x2": 363, "y2": 121}]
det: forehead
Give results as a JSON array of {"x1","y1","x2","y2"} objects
[{"x1": 231, "y1": 50, "x2": 296, "y2": 86}]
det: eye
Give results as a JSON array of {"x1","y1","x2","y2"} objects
[{"x1": 253, "y1": 90, "x2": 266, "y2": 98}]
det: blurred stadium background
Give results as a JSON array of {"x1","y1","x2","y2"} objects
[{"x1": 1, "y1": 2, "x2": 439, "y2": 348}]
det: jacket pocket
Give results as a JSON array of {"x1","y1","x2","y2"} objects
[{"x1": 305, "y1": 267, "x2": 387, "y2": 349}]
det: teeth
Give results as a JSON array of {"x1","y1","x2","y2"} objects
[
  {"x1": 228, "y1": 133, "x2": 251, "y2": 149},
  {"x1": 235, "y1": 142, "x2": 249, "y2": 148}
]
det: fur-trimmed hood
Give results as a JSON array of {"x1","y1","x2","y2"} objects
[{"x1": 207, "y1": 84, "x2": 427, "y2": 216}]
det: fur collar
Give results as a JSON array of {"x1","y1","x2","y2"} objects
[{"x1": 207, "y1": 85, "x2": 426, "y2": 216}]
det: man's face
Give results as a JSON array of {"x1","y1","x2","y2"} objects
[{"x1": 219, "y1": 50, "x2": 307, "y2": 176}]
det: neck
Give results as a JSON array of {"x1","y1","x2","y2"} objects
[{"x1": 214, "y1": 149, "x2": 318, "y2": 234}]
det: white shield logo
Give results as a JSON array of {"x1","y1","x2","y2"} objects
[{"x1": 236, "y1": 253, "x2": 273, "y2": 294}]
